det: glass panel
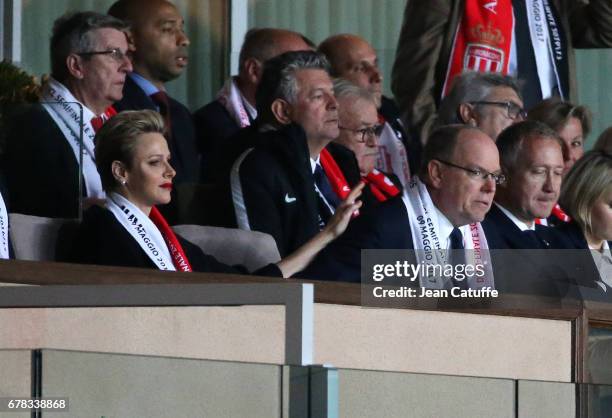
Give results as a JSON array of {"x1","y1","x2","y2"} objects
[
  {"x1": 19, "y1": 0, "x2": 227, "y2": 110},
  {"x1": 247, "y1": 0, "x2": 405, "y2": 98},
  {"x1": 39, "y1": 349, "x2": 282, "y2": 418},
  {"x1": 336, "y1": 368, "x2": 515, "y2": 418}
]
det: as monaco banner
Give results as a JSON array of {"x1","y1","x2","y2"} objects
[{"x1": 442, "y1": 0, "x2": 513, "y2": 97}]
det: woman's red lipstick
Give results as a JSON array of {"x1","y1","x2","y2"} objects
[{"x1": 160, "y1": 183, "x2": 173, "y2": 190}]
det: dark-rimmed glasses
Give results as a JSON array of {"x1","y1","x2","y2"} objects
[
  {"x1": 471, "y1": 101, "x2": 527, "y2": 120},
  {"x1": 77, "y1": 48, "x2": 128, "y2": 63},
  {"x1": 338, "y1": 124, "x2": 384, "y2": 143},
  {"x1": 436, "y1": 159, "x2": 506, "y2": 185}
]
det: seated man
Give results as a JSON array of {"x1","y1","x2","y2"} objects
[
  {"x1": 231, "y1": 51, "x2": 357, "y2": 257},
  {"x1": 304, "y1": 124, "x2": 502, "y2": 288},
  {"x1": 319, "y1": 34, "x2": 421, "y2": 186},
  {"x1": 483, "y1": 120, "x2": 569, "y2": 249},
  {"x1": 5, "y1": 11, "x2": 131, "y2": 218},
  {"x1": 331, "y1": 79, "x2": 401, "y2": 214},
  {"x1": 193, "y1": 28, "x2": 310, "y2": 182},
  {"x1": 436, "y1": 72, "x2": 526, "y2": 141}
]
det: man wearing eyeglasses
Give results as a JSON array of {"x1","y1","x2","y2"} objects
[
  {"x1": 436, "y1": 72, "x2": 526, "y2": 142},
  {"x1": 331, "y1": 79, "x2": 402, "y2": 215},
  {"x1": 319, "y1": 34, "x2": 422, "y2": 187},
  {"x1": 5, "y1": 12, "x2": 132, "y2": 219},
  {"x1": 109, "y1": 0, "x2": 200, "y2": 223},
  {"x1": 482, "y1": 120, "x2": 571, "y2": 249},
  {"x1": 302, "y1": 124, "x2": 502, "y2": 286}
]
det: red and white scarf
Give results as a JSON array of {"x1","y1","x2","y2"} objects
[
  {"x1": 320, "y1": 149, "x2": 400, "y2": 205},
  {"x1": 107, "y1": 193, "x2": 192, "y2": 272},
  {"x1": 376, "y1": 115, "x2": 411, "y2": 187},
  {"x1": 443, "y1": 0, "x2": 566, "y2": 100},
  {"x1": 0, "y1": 192, "x2": 8, "y2": 259},
  {"x1": 216, "y1": 77, "x2": 256, "y2": 128},
  {"x1": 536, "y1": 203, "x2": 570, "y2": 225},
  {"x1": 402, "y1": 178, "x2": 495, "y2": 289}
]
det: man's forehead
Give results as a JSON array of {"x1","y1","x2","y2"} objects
[
  {"x1": 90, "y1": 27, "x2": 128, "y2": 47},
  {"x1": 139, "y1": 2, "x2": 183, "y2": 26},
  {"x1": 455, "y1": 130, "x2": 500, "y2": 168},
  {"x1": 486, "y1": 86, "x2": 522, "y2": 104},
  {"x1": 296, "y1": 69, "x2": 332, "y2": 90}
]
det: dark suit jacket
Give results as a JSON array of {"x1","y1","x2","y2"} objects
[
  {"x1": 67, "y1": 205, "x2": 280, "y2": 276},
  {"x1": 114, "y1": 77, "x2": 199, "y2": 185},
  {"x1": 4, "y1": 104, "x2": 82, "y2": 218},
  {"x1": 192, "y1": 99, "x2": 243, "y2": 183},
  {"x1": 481, "y1": 204, "x2": 572, "y2": 249}
]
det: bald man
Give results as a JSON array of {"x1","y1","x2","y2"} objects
[
  {"x1": 319, "y1": 34, "x2": 422, "y2": 188},
  {"x1": 109, "y1": 0, "x2": 200, "y2": 223},
  {"x1": 193, "y1": 28, "x2": 311, "y2": 182}
]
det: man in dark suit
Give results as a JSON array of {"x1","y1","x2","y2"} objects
[
  {"x1": 482, "y1": 121, "x2": 570, "y2": 249},
  {"x1": 5, "y1": 12, "x2": 131, "y2": 219},
  {"x1": 231, "y1": 51, "x2": 359, "y2": 257},
  {"x1": 319, "y1": 34, "x2": 422, "y2": 187},
  {"x1": 303, "y1": 124, "x2": 503, "y2": 283},
  {"x1": 192, "y1": 28, "x2": 310, "y2": 183},
  {"x1": 108, "y1": 0, "x2": 200, "y2": 223}
]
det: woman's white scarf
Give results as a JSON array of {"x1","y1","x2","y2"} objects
[
  {"x1": 402, "y1": 177, "x2": 495, "y2": 289},
  {"x1": 106, "y1": 193, "x2": 175, "y2": 271},
  {"x1": 216, "y1": 77, "x2": 256, "y2": 128},
  {"x1": 40, "y1": 78, "x2": 105, "y2": 198}
]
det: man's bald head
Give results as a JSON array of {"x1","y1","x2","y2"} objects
[{"x1": 318, "y1": 33, "x2": 382, "y2": 107}]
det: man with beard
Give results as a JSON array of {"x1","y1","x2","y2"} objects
[{"x1": 108, "y1": 0, "x2": 199, "y2": 222}]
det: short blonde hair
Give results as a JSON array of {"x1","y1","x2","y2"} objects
[
  {"x1": 559, "y1": 151, "x2": 612, "y2": 237},
  {"x1": 94, "y1": 110, "x2": 165, "y2": 191}
]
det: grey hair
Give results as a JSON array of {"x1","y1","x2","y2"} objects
[
  {"x1": 51, "y1": 11, "x2": 129, "y2": 83},
  {"x1": 437, "y1": 72, "x2": 522, "y2": 125},
  {"x1": 333, "y1": 78, "x2": 377, "y2": 105},
  {"x1": 256, "y1": 50, "x2": 331, "y2": 123}
]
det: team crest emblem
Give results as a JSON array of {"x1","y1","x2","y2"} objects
[{"x1": 464, "y1": 43, "x2": 504, "y2": 73}]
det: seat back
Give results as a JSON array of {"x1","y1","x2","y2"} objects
[
  {"x1": 9, "y1": 213, "x2": 79, "y2": 261},
  {"x1": 172, "y1": 224, "x2": 280, "y2": 271}
]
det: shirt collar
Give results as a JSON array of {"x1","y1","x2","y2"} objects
[
  {"x1": 432, "y1": 204, "x2": 456, "y2": 250},
  {"x1": 495, "y1": 202, "x2": 535, "y2": 231},
  {"x1": 129, "y1": 72, "x2": 161, "y2": 97},
  {"x1": 310, "y1": 156, "x2": 321, "y2": 175}
]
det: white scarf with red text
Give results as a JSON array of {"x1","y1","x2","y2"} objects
[
  {"x1": 106, "y1": 193, "x2": 175, "y2": 271},
  {"x1": 0, "y1": 192, "x2": 8, "y2": 259},
  {"x1": 40, "y1": 78, "x2": 105, "y2": 199},
  {"x1": 402, "y1": 177, "x2": 495, "y2": 289}
]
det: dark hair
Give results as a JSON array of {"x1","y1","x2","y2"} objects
[
  {"x1": 50, "y1": 11, "x2": 129, "y2": 83},
  {"x1": 95, "y1": 110, "x2": 165, "y2": 191},
  {"x1": 419, "y1": 124, "x2": 478, "y2": 177},
  {"x1": 496, "y1": 120, "x2": 563, "y2": 175},
  {"x1": 528, "y1": 98, "x2": 592, "y2": 138},
  {"x1": 255, "y1": 50, "x2": 330, "y2": 124}
]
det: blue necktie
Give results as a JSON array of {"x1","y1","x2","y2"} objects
[
  {"x1": 313, "y1": 164, "x2": 340, "y2": 226},
  {"x1": 449, "y1": 227, "x2": 467, "y2": 288}
]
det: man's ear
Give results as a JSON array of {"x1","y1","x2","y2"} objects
[
  {"x1": 244, "y1": 58, "x2": 262, "y2": 85},
  {"x1": 111, "y1": 160, "x2": 129, "y2": 185},
  {"x1": 427, "y1": 160, "x2": 444, "y2": 189},
  {"x1": 271, "y1": 99, "x2": 292, "y2": 125},
  {"x1": 66, "y1": 54, "x2": 85, "y2": 79},
  {"x1": 458, "y1": 103, "x2": 478, "y2": 126}
]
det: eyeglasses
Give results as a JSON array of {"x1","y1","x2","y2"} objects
[
  {"x1": 436, "y1": 159, "x2": 506, "y2": 185},
  {"x1": 338, "y1": 124, "x2": 384, "y2": 143},
  {"x1": 471, "y1": 101, "x2": 527, "y2": 120},
  {"x1": 77, "y1": 48, "x2": 129, "y2": 63}
]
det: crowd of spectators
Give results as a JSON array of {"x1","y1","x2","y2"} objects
[{"x1": 0, "y1": 0, "x2": 610, "y2": 300}]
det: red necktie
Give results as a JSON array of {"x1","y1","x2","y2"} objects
[{"x1": 150, "y1": 91, "x2": 172, "y2": 139}]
